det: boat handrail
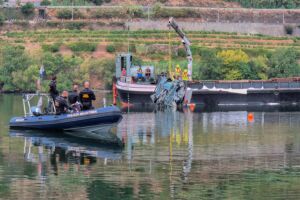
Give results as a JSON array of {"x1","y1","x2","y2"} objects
[{"x1": 22, "y1": 93, "x2": 56, "y2": 117}]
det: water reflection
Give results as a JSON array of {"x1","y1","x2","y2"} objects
[
  {"x1": 10, "y1": 130, "x2": 124, "y2": 174},
  {"x1": 3, "y1": 95, "x2": 300, "y2": 199}
]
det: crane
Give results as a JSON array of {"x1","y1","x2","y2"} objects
[{"x1": 168, "y1": 17, "x2": 193, "y2": 81}]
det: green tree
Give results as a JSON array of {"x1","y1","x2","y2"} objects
[
  {"x1": 248, "y1": 56, "x2": 269, "y2": 80},
  {"x1": 268, "y1": 48, "x2": 300, "y2": 78},
  {"x1": 0, "y1": 14, "x2": 4, "y2": 26},
  {"x1": 21, "y1": 3, "x2": 35, "y2": 16},
  {"x1": 41, "y1": 53, "x2": 83, "y2": 91},
  {"x1": 56, "y1": 9, "x2": 72, "y2": 19},
  {"x1": 217, "y1": 49, "x2": 250, "y2": 80},
  {"x1": 198, "y1": 49, "x2": 223, "y2": 80},
  {"x1": 0, "y1": 46, "x2": 31, "y2": 91},
  {"x1": 87, "y1": 58, "x2": 115, "y2": 88}
]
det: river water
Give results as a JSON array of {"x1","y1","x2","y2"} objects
[{"x1": 1, "y1": 94, "x2": 300, "y2": 199}]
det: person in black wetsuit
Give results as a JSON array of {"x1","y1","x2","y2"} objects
[
  {"x1": 79, "y1": 81, "x2": 96, "y2": 110},
  {"x1": 49, "y1": 76, "x2": 59, "y2": 102},
  {"x1": 55, "y1": 91, "x2": 70, "y2": 115}
]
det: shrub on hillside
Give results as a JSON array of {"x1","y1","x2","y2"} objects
[
  {"x1": 177, "y1": 48, "x2": 186, "y2": 57},
  {"x1": 106, "y1": 44, "x2": 116, "y2": 53},
  {"x1": 65, "y1": 21, "x2": 86, "y2": 30},
  {"x1": 285, "y1": 25, "x2": 294, "y2": 35},
  {"x1": 68, "y1": 42, "x2": 97, "y2": 52},
  {"x1": 124, "y1": 6, "x2": 144, "y2": 18},
  {"x1": 57, "y1": 9, "x2": 84, "y2": 19},
  {"x1": 0, "y1": 14, "x2": 4, "y2": 26},
  {"x1": 40, "y1": 0, "x2": 51, "y2": 6},
  {"x1": 152, "y1": 3, "x2": 197, "y2": 18},
  {"x1": 21, "y1": 3, "x2": 35, "y2": 16},
  {"x1": 90, "y1": 8, "x2": 127, "y2": 18},
  {"x1": 92, "y1": 0, "x2": 103, "y2": 5},
  {"x1": 42, "y1": 42, "x2": 61, "y2": 53},
  {"x1": 57, "y1": 9, "x2": 72, "y2": 19}
]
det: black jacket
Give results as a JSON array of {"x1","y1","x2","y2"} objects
[
  {"x1": 79, "y1": 88, "x2": 96, "y2": 110},
  {"x1": 55, "y1": 96, "x2": 69, "y2": 114},
  {"x1": 49, "y1": 80, "x2": 59, "y2": 98},
  {"x1": 68, "y1": 90, "x2": 79, "y2": 105}
]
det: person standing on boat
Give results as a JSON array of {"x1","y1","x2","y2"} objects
[
  {"x1": 121, "y1": 68, "x2": 127, "y2": 77},
  {"x1": 55, "y1": 90, "x2": 70, "y2": 115},
  {"x1": 68, "y1": 83, "x2": 82, "y2": 112},
  {"x1": 175, "y1": 64, "x2": 182, "y2": 80},
  {"x1": 137, "y1": 66, "x2": 143, "y2": 81},
  {"x1": 79, "y1": 81, "x2": 96, "y2": 110},
  {"x1": 182, "y1": 69, "x2": 189, "y2": 81},
  {"x1": 68, "y1": 84, "x2": 79, "y2": 104},
  {"x1": 49, "y1": 76, "x2": 59, "y2": 102}
]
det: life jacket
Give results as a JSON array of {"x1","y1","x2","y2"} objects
[
  {"x1": 175, "y1": 67, "x2": 181, "y2": 76},
  {"x1": 182, "y1": 71, "x2": 189, "y2": 81}
]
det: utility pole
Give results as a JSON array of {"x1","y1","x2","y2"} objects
[{"x1": 71, "y1": 0, "x2": 74, "y2": 21}]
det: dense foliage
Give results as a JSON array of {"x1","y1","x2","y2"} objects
[
  {"x1": 0, "y1": 45, "x2": 112, "y2": 92},
  {"x1": 226, "y1": 0, "x2": 300, "y2": 8},
  {"x1": 0, "y1": 14, "x2": 4, "y2": 26},
  {"x1": 40, "y1": 0, "x2": 51, "y2": 6},
  {"x1": 196, "y1": 48, "x2": 300, "y2": 80},
  {"x1": 0, "y1": 29, "x2": 300, "y2": 92},
  {"x1": 21, "y1": 3, "x2": 35, "y2": 16}
]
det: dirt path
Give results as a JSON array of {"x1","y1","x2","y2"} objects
[{"x1": 92, "y1": 43, "x2": 114, "y2": 59}]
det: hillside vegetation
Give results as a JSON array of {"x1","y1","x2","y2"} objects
[
  {"x1": 0, "y1": 29, "x2": 299, "y2": 92},
  {"x1": 40, "y1": 0, "x2": 300, "y2": 8}
]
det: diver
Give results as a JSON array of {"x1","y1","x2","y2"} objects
[
  {"x1": 68, "y1": 83, "x2": 82, "y2": 112},
  {"x1": 49, "y1": 76, "x2": 59, "y2": 102},
  {"x1": 79, "y1": 81, "x2": 96, "y2": 110},
  {"x1": 55, "y1": 90, "x2": 70, "y2": 115}
]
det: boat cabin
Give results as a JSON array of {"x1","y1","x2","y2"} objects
[{"x1": 115, "y1": 53, "x2": 155, "y2": 83}]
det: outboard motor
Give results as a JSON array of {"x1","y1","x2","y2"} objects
[{"x1": 31, "y1": 106, "x2": 42, "y2": 116}]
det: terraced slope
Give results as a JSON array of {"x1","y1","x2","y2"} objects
[{"x1": 3, "y1": 30, "x2": 300, "y2": 53}]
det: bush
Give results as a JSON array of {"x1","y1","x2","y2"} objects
[
  {"x1": 91, "y1": 8, "x2": 127, "y2": 18},
  {"x1": 21, "y1": 3, "x2": 35, "y2": 16},
  {"x1": 40, "y1": 0, "x2": 51, "y2": 6},
  {"x1": 226, "y1": 0, "x2": 300, "y2": 9},
  {"x1": 68, "y1": 42, "x2": 97, "y2": 52},
  {"x1": 56, "y1": 9, "x2": 72, "y2": 19},
  {"x1": 42, "y1": 42, "x2": 61, "y2": 52},
  {"x1": 124, "y1": 6, "x2": 144, "y2": 18},
  {"x1": 65, "y1": 21, "x2": 86, "y2": 30},
  {"x1": 0, "y1": 14, "x2": 4, "y2": 26},
  {"x1": 106, "y1": 44, "x2": 116, "y2": 53},
  {"x1": 285, "y1": 25, "x2": 294, "y2": 35},
  {"x1": 92, "y1": 0, "x2": 103, "y2": 5},
  {"x1": 177, "y1": 48, "x2": 186, "y2": 57}
]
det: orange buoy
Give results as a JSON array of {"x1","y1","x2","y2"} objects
[
  {"x1": 248, "y1": 112, "x2": 254, "y2": 122},
  {"x1": 189, "y1": 104, "x2": 196, "y2": 112}
]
